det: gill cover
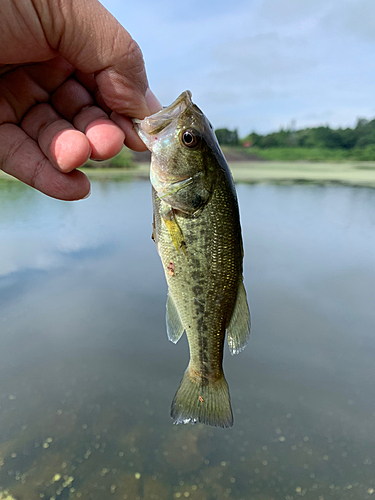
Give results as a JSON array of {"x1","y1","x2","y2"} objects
[{"x1": 134, "y1": 91, "x2": 220, "y2": 214}]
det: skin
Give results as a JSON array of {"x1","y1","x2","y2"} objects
[{"x1": 0, "y1": 0, "x2": 162, "y2": 200}]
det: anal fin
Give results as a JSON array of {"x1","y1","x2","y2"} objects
[
  {"x1": 226, "y1": 281, "x2": 251, "y2": 355},
  {"x1": 166, "y1": 293, "x2": 184, "y2": 343}
]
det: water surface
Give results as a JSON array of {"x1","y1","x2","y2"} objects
[{"x1": 0, "y1": 179, "x2": 374, "y2": 499}]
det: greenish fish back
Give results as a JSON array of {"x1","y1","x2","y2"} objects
[
  {"x1": 226, "y1": 281, "x2": 251, "y2": 355},
  {"x1": 171, "y1": 368, "x2": 233, "y2": 428}
]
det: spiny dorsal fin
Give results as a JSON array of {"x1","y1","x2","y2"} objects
[
  {"x1": 226, "y1": 281, "x2": 251, "y2": 355},
  {"x1": 166, "y1": 293, "x2": 184, "y2": 344}
]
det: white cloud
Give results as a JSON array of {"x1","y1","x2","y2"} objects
[
  {"x1": 322, "y1": 0, "x2": 375, "y2": 42},
  {"x1": 212, "y1": 33, "x2": 316, "y2": 82},
  {"x1": 100, "y1": 0, "x2": 375, "y2": 135},
  {"x1": 258, "y1": 0, "x2": 333, "y2": 26}
]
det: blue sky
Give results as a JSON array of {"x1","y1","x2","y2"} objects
[{"x1": 101, "y1": 0, "x2": 375, "y2": 136}]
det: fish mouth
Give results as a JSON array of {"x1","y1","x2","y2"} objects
[{"x1": 133, "y1": 91, "x2": 202, "y2": 146}]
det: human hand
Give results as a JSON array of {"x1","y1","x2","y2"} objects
[{"x1": 0, "y1": 0, "x2": 161, "y2": 200}]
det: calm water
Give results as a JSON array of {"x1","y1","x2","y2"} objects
[{"x1": 0, "y1": 179, "x2": 374, "y2": 500}]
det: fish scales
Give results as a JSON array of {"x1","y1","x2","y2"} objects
[
  {"x1": 154, "y1": 169, "x2": 241, "y2": 380},
  {"x1": 133, "y1": 91, "x2": 250, "y2": 427}
]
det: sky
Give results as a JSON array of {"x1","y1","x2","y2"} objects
[{"x1": 101, "y1": 0, "x2": 375, "y2": 136}]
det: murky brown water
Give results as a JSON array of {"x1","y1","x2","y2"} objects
[{"x1": 0, "y1": 179, "x2": 374, "y2": 499}]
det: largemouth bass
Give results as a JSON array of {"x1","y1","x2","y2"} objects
[{"x1": 133, "y1": 91, "x2": 250, "y2": 428}]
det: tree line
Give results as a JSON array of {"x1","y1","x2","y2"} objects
[{"x1": 215, "y1": 118, "x2": 375, "y2": 150}]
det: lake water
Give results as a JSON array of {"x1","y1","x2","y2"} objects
[{"x1": 0, "y1": 179, "x2": 374, "y2": 500}]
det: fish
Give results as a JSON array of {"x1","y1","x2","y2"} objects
[{"x1": 133, "y1": 91, "x2": 250, "y2": 428}]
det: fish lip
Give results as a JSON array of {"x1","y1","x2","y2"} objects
[{"x1": 133, "y1": 90, "x2": 196, "y2": 137}]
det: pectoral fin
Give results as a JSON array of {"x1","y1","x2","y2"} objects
[
  {"x1": 226, "y1": 281, "x2": 251, "y2": 355},
  {"x1": 162, "y1": 208, "x2": 187, "y2": 255},
  {"x1": 166, "y1": 293, "x2": 184, "y2": 343}
]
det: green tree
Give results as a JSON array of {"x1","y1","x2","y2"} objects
[
  {"x1": 215, "y1": 128, "x2": 239, "y2": 145},
  {"x1": 241, "y1": 114, "x2": 375, "y2": 153}
]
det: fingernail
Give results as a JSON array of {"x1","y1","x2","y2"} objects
[{"x1": 145, "y1": 88, "x2": 162, "y2": 115}]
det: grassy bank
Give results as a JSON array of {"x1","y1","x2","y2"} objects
[
  {"x1": 1, "y1": 161, "x2": 375, "y2": 188},
  {"x1": 223, "y1": 145, "x2": 375, "y2": 162},
  {"x1": 227, "y1": 161, "x2": 375, "y2": 187},
  {"x1": 80, "y1": 161, "x2": 375, "y2": 188}
]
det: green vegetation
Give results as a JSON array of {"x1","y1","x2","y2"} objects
[
  {"x1": 227, "y1": 161, "x2": 375, "y2": 188},
  {"x1": 217, "y1": 118, "x2": 375, "y2": 161},
  {"x1": 223, "y1": 145, "x2": 375, "y2": 162},
  {"x1": 85, "y1": 146, "x2": 135, "y2": 169},
  {"x1": 215, "y1": 128, "x2": 239, "y2": 146}
]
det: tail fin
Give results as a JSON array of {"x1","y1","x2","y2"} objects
[{"x1": 171, "y1": 369, "x2": 233, "y2": 428}]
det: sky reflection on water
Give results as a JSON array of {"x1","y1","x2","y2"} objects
[{"x1": 0, "y1": 179, "x2": 374, "y2": 500}]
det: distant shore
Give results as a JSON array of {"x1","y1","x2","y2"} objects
[
  {"x1": 1, "y1": 161, "x2": 375, "y2": 188},
  {"x1": 83, "y1": 161, "x2": 375, "y2": 188}
]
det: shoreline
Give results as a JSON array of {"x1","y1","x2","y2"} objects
[{"x1": 1, "y1": 161, "x2": 375, "y2": 188}]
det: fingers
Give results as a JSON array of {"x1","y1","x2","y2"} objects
[
  {"x1": 72, "y1": 74, "x2": 150, "y2": 151},
  {"x1": 145, "y1": 88, "x2": 163, "y2": 115},
  {"x1": 50, "y1": 78, "x2": 95, "y2": 121},
  {"x1": 0, "y1": 0, "x2": 164, "y2": 204},
  {"x1": 34, "y1": 0, "x2": 151, "y2": 118},
  {"x1": 72, "y1": 106, "x2": 124, "y2": 160},
  {"x1": 21, "y1": 103, "x2": 91, "y2": 172},
  {"x1": 110, "y1": 112, "x2": 147, "y2": 152},
  {"x1": 0, "y1": 123, "x2": 90, "y2": 201},
  {"x1": 51, "y1": 78, "x2": 130, "y2": 158},
  {"x1": 0, "y1": 57, "x2": 75, "y2": 124}
]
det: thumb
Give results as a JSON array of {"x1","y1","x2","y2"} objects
[{"x1": 34, "y1": 0, "x2": 153, "y2": 119}]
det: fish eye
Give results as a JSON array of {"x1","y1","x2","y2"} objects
[{"x1": 181, "y1": 129, "x2": 199, "y2": 148}]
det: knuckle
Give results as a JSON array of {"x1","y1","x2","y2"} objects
[
  {"x1": 29, "y1": 157, "x2": 48, "y2": 188},
  {"x1": 0, "y1": 126, "x2": 28, "y2": 171},
  {"x1": 21, "y1": 103, "x2": 55, "y2": 139},
  {"x1": 126, "y1": 38, "x2": 143, "y2": 63},
  {"x1": 123, "y1": 38, "x2": 147, "y2": 85}
]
